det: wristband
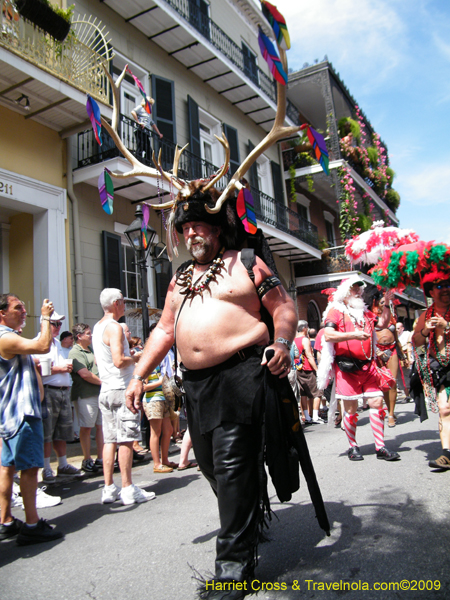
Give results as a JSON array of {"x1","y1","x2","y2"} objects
[
  {"x1": 131, "y1": 374, "x2": 146, "y2": 383},
  {"x1": 41, "y1": 316, "x2": 51, "y2": 321},
  {"x1": 421, "y1": 329, "x2": 429, "y2": 338},
  {"x1": 275, "y1": 337, "x2": 292, "y2": 351}
]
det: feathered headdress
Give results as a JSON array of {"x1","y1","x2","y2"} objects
[
  {"x1": 345, "y1": 221, "x2": 420, "y2": 266},
  {"x1": 369, "y1": 240, "x2": 450, "y2": 296}
]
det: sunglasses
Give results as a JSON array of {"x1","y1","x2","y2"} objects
[
  {"x1": 50, "y1": 321, "x2": 62, "y2": 327},
  {"x1": 434, "y1": 283, "x2": 450, "y2": 290}
]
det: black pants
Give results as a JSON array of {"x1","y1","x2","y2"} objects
[
  {"x1": 187, "y1": 415, "x2": 263, "y2": 582},
  {"x1": 134, "y1": 127, "x2": 150, "y2": 160},
  {"x1": 183, "y1": 350, "x2": 266, "y2": 581}
]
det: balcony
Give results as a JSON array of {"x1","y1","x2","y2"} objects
[
  {"x1": 77, "y1": 113, "x2": 220, "y2": 181},
  {"x1": 76, "y1": 114, "x2": 320, "y2": 258},
  {"x1": 101, "y1": 0, "x2": 299, "y2": 132},
  {"x1": 251, "y1": 186, "x2": 319, "y2": 250},
  {"x1": 0, "y1": 2, "x2": 112, "y2": 133}
]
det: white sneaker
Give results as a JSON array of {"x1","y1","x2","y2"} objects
[
  {"x1": 101, "y1": 483, "x2": 121, "y2": 504},
  {"x1": 11, "y1": 484, "x2": 24, "y2": 508},
  {"x1": 35, "y1": 486, "x2": 62, "y2": 509},
  {"x1": 120, "y1": 484, "x2": 156, "y2": 505},
  {"x1": 57, "y1": 464, "x2": 83, "y2": 478},
  {"x1": 42, "y1": 467, "x2": 56, "y2": 483},
  {"x1": 312, "y1": 416, "x2": 326, "y2": 424}
]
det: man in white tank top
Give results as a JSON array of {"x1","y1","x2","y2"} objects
[{"x1": 92, "y1": 289, "x2": 155, "y2": 506}]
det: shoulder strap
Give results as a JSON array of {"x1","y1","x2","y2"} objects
[
  {"x1": 176, "y1": 259, "x2": 193, "y2": 275},
  {"x1": 240, "y1": 248, "x2": 255, "y2": 282}
]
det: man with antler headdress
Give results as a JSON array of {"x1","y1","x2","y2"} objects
[
  {"x1": 96, "y1": 6, "x2": 326, "y2": 590},
  {"x1": 125, "y1": 182, "x2": 297, "y2": 589}
]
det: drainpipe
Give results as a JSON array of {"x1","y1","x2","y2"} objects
[{"x1": 66, "y1": 139, "x2": 84, "y2": 322}]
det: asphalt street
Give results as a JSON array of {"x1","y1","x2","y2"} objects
[{"x1": 1, "y1": 400, "x2": 449, "y2": 600}]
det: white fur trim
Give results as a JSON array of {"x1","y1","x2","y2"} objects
[{"x1": 317, "y1": 338, "x2": 335, "y2": 390}]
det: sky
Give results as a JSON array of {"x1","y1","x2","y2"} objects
[{"x1": 269, "y1": 0, "x2": 450, "y2": 244}]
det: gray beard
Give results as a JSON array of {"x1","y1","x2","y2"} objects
[
  {"x1": 346, "y1": 296, "x2": 366, "y2": 324},
  {"x1": 186, "y1": 235, "x2": 214, "y2": 263}
]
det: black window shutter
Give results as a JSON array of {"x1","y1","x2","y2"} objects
[
  {"x1": 154, "y1": 250, "x2": 173, "y2": 309},
  {"x1": 102, "y1": 231, "x2": 125, "y2": 292},
  {"x1": 151, "y1": 75, "x2": 176, "y2": 143},
  {"x1": 247, "y1": 140, "x2": 258, "y2": 190},
  {"x1": 271, "y1": 161, "x2": 284, "y2": 204},
  {"x1": 247, "y1": 140, "x2": 261, "y2": 214},
  {"x1": 223, "y1": 124, "x2": 240, "y2": 175},
  {"x1": 271, "y1": 161, "x2": 287, "y2": 227},
  {"x1": 187, "y1": 95, "x2": 202, "y2": 179}
]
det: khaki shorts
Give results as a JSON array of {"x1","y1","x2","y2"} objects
[
  {"x1": 297, "y1": 369, "x2": 320, "y2": 399},
  {"x1": 143, "y1": 396, "x2": 175, "y2": 421},
  {"x1": 43, "y1": 387, "x2": 74, "y2": 443},
  {"x1": 99, "y1": 389, "x2": 140, "y2": 444},
  {"x1": 74, "y1": 396, "x2": 102, "y2": 429}
]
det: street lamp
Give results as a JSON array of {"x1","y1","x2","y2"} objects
[
  {"x1": 124, "y1": 204, "x2": 157, "y2": 342},
  {"x1": 287, "y1": 279, "x2": 297, "y2": 302}
]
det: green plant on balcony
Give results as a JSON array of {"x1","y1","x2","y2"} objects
[
  {"x1": 318, "y1": 237, "x2": 329, "y2": 251},
  {"x1": 338, "y1": 106, "x2": 401, "y2": 212},
  {"x1": 338, "y1": 165, "x2": 359, "y2": 240},
  {"x1": 15, "y1": 0, "x2": 72, "y2": 41},
  {"x1": 288, "y1": 164, "x2": 296, "y2": 200},
  {"x1": 338, "y1": 116, "x2": 360, "y2": 141}
]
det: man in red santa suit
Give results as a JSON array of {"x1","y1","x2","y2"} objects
[{"x1": 318, "y1": 274, "x2": 400, "y2": 462}]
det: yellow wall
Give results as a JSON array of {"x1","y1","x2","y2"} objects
[
  {"x1": 0, "y1": 105, "x2": 64, "y2": 188},
  {"x1": 9, "y1": 213, "x2": 35, "y2": 338}
]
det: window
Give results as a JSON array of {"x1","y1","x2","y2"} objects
[
  {"x1": 324, "y1": 210, "x2": 336, "y2": 246},
  {"x1": 242, "y1": 42, "x2": 258, "y2": 86},
  {"x1": 123, "y1": 245, "x2": 141, "y2": 301},
  {"x1": 199, "y1": 108, "x2": 222, "y2": 176},
  {"x1": 296, "y1": 195, "x2": 311, "y2": 222},
  {"x1": 307, "y1": 301, "x2": 321, "y2": 332}
]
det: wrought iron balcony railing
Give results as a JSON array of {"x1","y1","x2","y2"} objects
[
  {"x1": 77, "y1": 114, "x2": 318, "y2": 249},
  {"x1": 161, "y1": 0, "x2": 299, "y2": 125},
  {"x1": 0, "y1": 2, "x2": 109, "y2": 102},
  {"x1": 77, "y1": 114, "x2": 220, "y2": 180},
  {"x1": 250, "y1": 185, "x2": 319, "y2": 249}
]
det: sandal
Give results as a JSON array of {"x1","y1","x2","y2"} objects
[
  {"x1": 177, "y1": 461, "x2": 198, "y2": 471},
  {"x1": 154, "y1": 464, "x2": 173, "y2": 473},
  {"x1": 163, "y1": 461, "x2": 178, "y2": 469},
  {"x1": 334, "y1": 416, "x2": 342, "y2": 428},
  {"x1": 388, "y1": 416, "x2": 396, "y2": 428}
]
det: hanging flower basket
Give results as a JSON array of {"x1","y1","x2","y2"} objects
[{"x1": 15, "y1": 0, "x2": 71, "y2": 42}]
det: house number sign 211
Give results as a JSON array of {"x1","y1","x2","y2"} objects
[{"x1": 0, "y1": 181, "x2": 13, "y2": 195}]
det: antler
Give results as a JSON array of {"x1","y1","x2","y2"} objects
[
  {"x1": 202, "y1": 134, "x2": 230, "y2": 192},
  {"x1": 100, "y1": 65, "x2": 188, "y2": 208},
  {"x1": 205, "y1": 48, "x2": 300, "y2": 214}
]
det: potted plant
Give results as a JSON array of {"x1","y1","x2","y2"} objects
[{"x1": 15, "y1": 0, "x2": 71, "y2": 42}]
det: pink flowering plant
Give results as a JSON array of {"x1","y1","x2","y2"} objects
[
  {"x1": 339, "y1": 106, "x2": 400, "y2": 211},
  {"x1": 338, "y1": 166, "x2": 360, "y2": 240}
]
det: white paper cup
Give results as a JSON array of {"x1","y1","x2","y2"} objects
[
  {"x1": 65, "y1": 359, "x2": 73, "y2": 366},
  {"x1": 40, "y1": 357, "x2": 52, "y2": 377}
]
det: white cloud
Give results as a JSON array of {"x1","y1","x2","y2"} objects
[
  {"x1": 396, "y1": 163, "x2": 450, "y2": 206},
  {"x1": 275, "y1": 0, "x2": 407, "y2": 88}
]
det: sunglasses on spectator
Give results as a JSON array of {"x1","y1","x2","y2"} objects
[
  {"x1": 434, "y1": 283, "x2": 450, "y2": 290},
  {"x1": 50, "y1": 321, "x2": 62, "y2": 327}
]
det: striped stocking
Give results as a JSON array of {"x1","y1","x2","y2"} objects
[
  {"x1": 369, "y1": 408, "x2": 385, "y2": 450},
  {"x1": 343, "y1": 411, "x2": 358, "y2": 447}
]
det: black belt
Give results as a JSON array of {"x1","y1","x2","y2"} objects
[{"x1": 44, "y1": 385, "x2": 69, "y2": 391}]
